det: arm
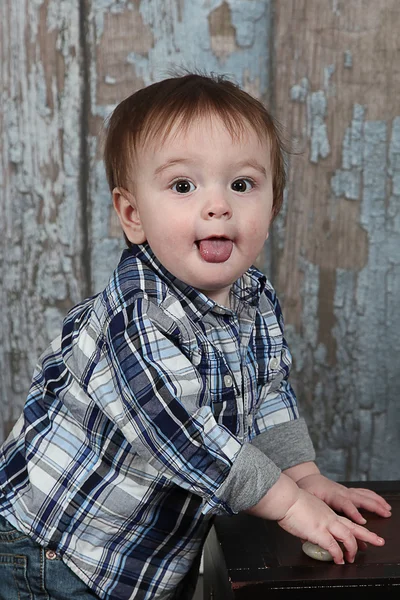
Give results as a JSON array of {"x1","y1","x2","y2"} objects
[
  {"x1": 257, "y1": 284, "x2": 391, "y2": 520},
  {"x1": 248, "y1": 284, "x2": 389, "y2": 562}
]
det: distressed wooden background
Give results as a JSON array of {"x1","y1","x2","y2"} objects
[{"x1": 1, "y1": 0, "x2": 399, "y2": 482}]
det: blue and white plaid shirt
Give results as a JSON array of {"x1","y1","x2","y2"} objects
[{"x1": 0, "y1": 244, "x2": 314, "y2": 599}]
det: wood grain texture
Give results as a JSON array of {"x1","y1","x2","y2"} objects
[
  {"x1": 272, "y1": 0, "x2": 400, "y2": 480},
  {"x1": 0, "y1": 0, "x2": 86, "y2": 441}
]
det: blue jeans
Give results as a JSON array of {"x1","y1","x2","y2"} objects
[
  {"x1": 0, "y1": 514, "x2": 201, "y2": 599},
  {"x1": 0, "y1": 514, "x2": 98, "y2": 599}
]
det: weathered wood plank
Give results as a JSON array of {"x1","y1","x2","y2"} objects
[
  {"x1": 273, "y1": 0, "x2": 400, "y2": 480},
  {"x1": 0, "y1": 0, "x2": 85, "y2": 441},
  {"x1": 86, "y1": 0, "x2": 274, "y2": 292}
]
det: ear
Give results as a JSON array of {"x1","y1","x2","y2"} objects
[{"x1": 112, "y1": 187, "x2": 146, "y2": 244}]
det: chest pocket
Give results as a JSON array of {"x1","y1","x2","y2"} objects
[{"x1": 196, "y1": 342, "x2": 238, "y2": 436}]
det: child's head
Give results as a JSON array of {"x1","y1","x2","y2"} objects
[{"x1": 104, "y1": 73, "x2": 288, "y2": 305}]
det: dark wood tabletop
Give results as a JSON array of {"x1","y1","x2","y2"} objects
[{"x1": 204, "y1": 481, "x2": 400, "y2": 599}]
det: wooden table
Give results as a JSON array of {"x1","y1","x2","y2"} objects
[{"x1": 204, "y1": 481, "x2": 400, "y2": 598}]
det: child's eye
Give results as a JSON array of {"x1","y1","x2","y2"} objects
[
  {"x1": 171, "y1": 179, "x2": 196, "y2": 194},
  {"x1": 231, "y1": 178, "x2": 255, "y2": 193}
]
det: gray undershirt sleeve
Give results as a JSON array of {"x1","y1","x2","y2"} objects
[
  {"x1": 213, "y1": 418, "x2": 315, "y2": 514},
  {"x1": 251, "y1": 417, "x2": 316, "y2": 470},
  {"x1": 214, "y1": 443, "x2": 281, "y2": 513}
]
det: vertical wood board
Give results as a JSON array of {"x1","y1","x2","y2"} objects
[
  {"x1": 0, "y1": 0, "x2": 85, "y2": 441},
  {"x1": 273, "y1": 0, "x2": 400, "y2": 480}
]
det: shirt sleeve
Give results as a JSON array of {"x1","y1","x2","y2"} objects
[
  {"x1": 250, "y1": 285, "x2": 316, "y2": 469},
  {"x1": 88, "y1": 294, "x2": 281, "y2": 516}
]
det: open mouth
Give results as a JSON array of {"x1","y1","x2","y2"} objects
[{"x1": 196, "y1": 236, "x2": 233, "y2": 263}]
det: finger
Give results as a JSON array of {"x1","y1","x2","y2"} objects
[
  {"x1": 330, "y1": 523, "x2": 358, "y2": 563},
  {"x1": 338, "y1": 517, "x2": 385, "y2": 547},
  {"x1": 337, "y1": 499, "x2": 367, "y2": 524},
  {"x1": 350, "y1": 487, "x2": 390, "y2": 504},
  {"x1": 351, "y1": 487, "x2": 392, "y2": 505},
  {"x1": 349, "y1": 489, "x2": 392, "y2": 514}
]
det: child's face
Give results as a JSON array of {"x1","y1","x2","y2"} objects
[{"x1": 115, "y1": 116, "x2": 274, "y2": 307}]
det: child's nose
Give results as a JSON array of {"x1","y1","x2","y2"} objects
[{"x1": 202, "y1": 192, "x2": 232, "y2": 219}]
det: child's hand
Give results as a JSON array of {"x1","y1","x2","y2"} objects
[
  {"x1": 295, "y1": 473, "x2": 392, "y2": 525},
  {"x1": 245, "y1": 472, "x2": 386, "y2": 564},
  {"x1": 277, "y1": 488, "x2": 385, "y2": 564}
]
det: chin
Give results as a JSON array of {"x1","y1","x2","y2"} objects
[{"x1": 193, "y1": 278, "x2": 236, "y2": 295}]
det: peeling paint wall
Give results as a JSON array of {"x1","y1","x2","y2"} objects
[
  {"x1": 1, "y1": 0, "x2": 399, "y2": 484},
  {"x1": 274, "y1": 0, "x2": 400, "y2": 480},
  {"x1": 0, "y1": 0, "x2": 85, "y2": 439}
]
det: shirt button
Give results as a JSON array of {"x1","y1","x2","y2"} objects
[
  {"x1": 45, "y1": 550, "x2": 57, "y2": 560},
  {"x1": 269, "y1": 356, "x2": 280, "y2": 370},
  {"x1": 224, "y1": 374, "x2": 233, "y2": 387}
]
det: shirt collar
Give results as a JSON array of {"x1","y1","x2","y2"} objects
[{"x1": 119, "y1": 243, "x2": 266, "y2": 319}]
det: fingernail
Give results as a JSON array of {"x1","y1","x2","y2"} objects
[
  {"x1": 378, "y1": 538, "x2": 384, "y2": 544},
  {"x1": 360, "y1": 517, "x2": 367, "y2": 524}
]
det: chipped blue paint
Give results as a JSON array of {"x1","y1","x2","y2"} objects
[
  {"x1": 344, "y1": 50, "x2": 352, "y2": 68},
  {"x1": 331, "y1": 0, "x2": 341, "y2": 16},
  {"x1": 389, "y1": 117, "x2": 400, "y2": 193},
  {"x1": 331, "y1": 169, "x2": 360, "y2": 200},
  {"x1": 290, "y1": 77, "x2": 309, "y2": 103},
  {"x1": 331, "y1": 104, "x2": 364, "y2": 200},
  {"x1": 134, "y1": 0, "x2": 270, "y2": 90},
  {"x1": 307, "y1": 90, "x2": 330, "y2": 163},
  {"x1": 323, "y1": 64, "x2": 335, "y2": 96},
  {"x1": 330, "y1": 114, "x2": 400, "y2": 478},
  {"x1": 229, "y1": 0, "x2": 267, "y2": 47}
]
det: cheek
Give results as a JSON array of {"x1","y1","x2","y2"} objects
[
  {"x1": 148, "y1": 217, "x2": 192, "y2": 252},
  {"x1": 246, "y1": 217, "x2": 270, "y2": 240}
]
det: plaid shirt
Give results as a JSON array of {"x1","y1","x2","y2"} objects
[{"x1": 0, "y1": 244, "x2": 314, "y2": 599}]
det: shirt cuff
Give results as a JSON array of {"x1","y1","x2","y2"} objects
[
  {"x1": 214, "y1": 443, "x2": 281, "y2": 513},
  {"x1": 251, "y1": 417, "x2": 316, "y2": 470}
]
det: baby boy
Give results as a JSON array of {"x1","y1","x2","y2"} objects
[{"x1": 0, "y1": 73, "x2": 391, "y2": 600}]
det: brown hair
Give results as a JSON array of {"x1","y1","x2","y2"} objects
[{"x1": 103, "y1": 72, "x2": 288, "y2": 245}]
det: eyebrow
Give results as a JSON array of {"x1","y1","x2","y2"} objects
[
  {"x1": 154, "y1": 158, "x2": 195, "y2": 177},
  {"x1": 234, "y1": 160, "x2": 267, "y2": 177},
  {"x1": 154, "y1": 158, "x2": 268, "y2": 177}
]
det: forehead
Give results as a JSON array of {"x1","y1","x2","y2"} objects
[{"x1": 139, "y1": 114, "x2": 271, "y2": 157}]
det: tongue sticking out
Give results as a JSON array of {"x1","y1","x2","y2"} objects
[{"x1": 198, "y1": 238, "x2": 233, "y2": 263}]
